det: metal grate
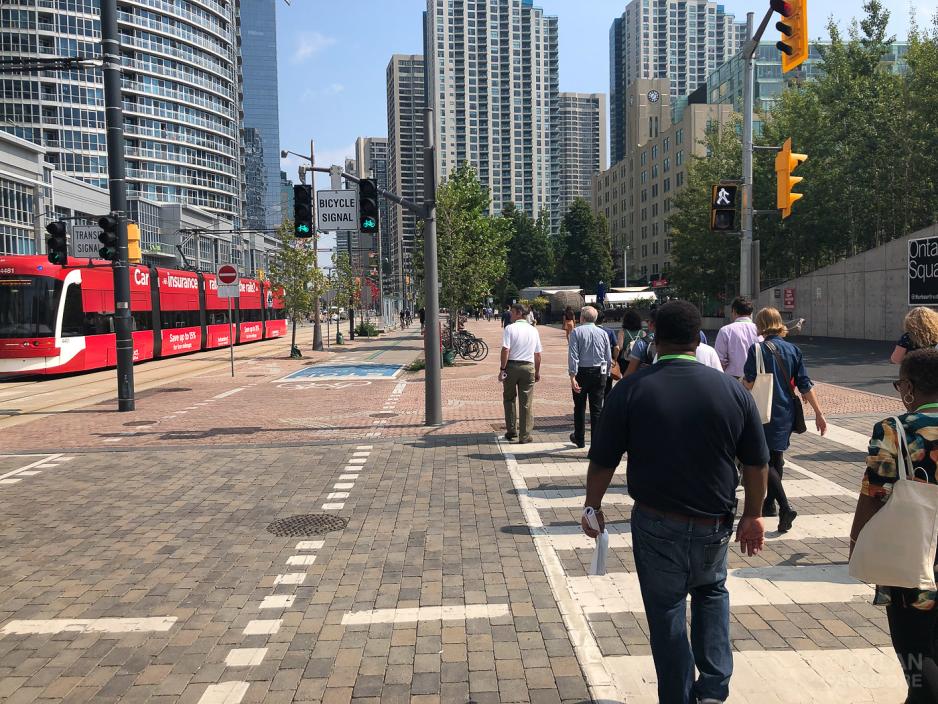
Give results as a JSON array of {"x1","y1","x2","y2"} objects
[{"x1": 267, "y1": 514, "x2": 348, "y2": 537}]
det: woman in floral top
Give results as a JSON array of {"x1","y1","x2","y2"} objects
[{"x1": 850, "y1": 349, "x2": 938, "y2": 703}]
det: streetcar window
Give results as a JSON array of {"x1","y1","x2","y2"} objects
[
  {"x1": 239, "y1": 308, "x2": 262, "y2": 323},
  {"x1": 131, "y1": 310, "x2": 152, "y2": 331},
  {"x1": 0, "y1": 275, "x2": 60, "y2": 338},
  {"x1": 160, "y1": 310, "x2": 199, "y2": 328},
  {"x1": 61, "y1": 285, "x2": 84, "y2": 337},
  {"x1": 207, "y1": 311, "x2": 228, "y2": 325}
]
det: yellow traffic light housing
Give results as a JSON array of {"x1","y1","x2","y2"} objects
[
  {"x1": 771, "y1": 0, "x2": 809, "y2": 73},
  {"x1": 775, "y1": 137, "x2": 807, "y2": 219},
  {"x1": 127, "y1": 222, "x2": 142, "y2": 263}
]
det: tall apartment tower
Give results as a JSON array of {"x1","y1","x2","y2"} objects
[
  {"x1": 609, "y1": 0, "x2": 746, "y2": 163},
  {"x1": 425, "y1": 0, "x2": 559, "y2": 219},
  {"x1": 240, "y1": 0, "x2": 282, "y2": 230},
  {"x1": 386, "y1": 54, "x2": 426, "y2": 301},
  {"x1": 0, "y1": 0, "x2": 243, "y2": 222},
  {"x1": 552, "y1": 92, "x2": 607, "y2": 234},
  {"x1": 347, "y1": 137, "x2": 390, "y2": 288}
]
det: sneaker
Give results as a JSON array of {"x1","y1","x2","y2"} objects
[
  {"x1": 569, "y1": 432, "x2": 585, "y2": 449},
  {"x1": 519, "y1": 436, "x2": 533, "y2": 444},
  {"x1": 762, "y1": 500, "x2": 777, "y2": 518},
  {"x1": 504, "y1": 432, "x2": 517, "y2": 441},
  {"x1": 778, "y1": 509, "x2": 798, "y2": 533}
]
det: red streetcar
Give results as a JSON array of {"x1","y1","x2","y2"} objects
[{"x1": 0, "y1": 255, "x2": 287, "y2": 377}]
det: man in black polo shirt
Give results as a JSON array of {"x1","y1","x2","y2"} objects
[{"x1": 582, "y1": 301, "x2": 769, "y2": 704}]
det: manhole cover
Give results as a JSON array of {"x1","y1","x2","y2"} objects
[
  {"x1": 267, "y1": 514, "x2": 348, "y2": 537},
  {"x1": 370, "y1": 412, "x2": 398, "y2": 418},
  {"x1": 123, "y1": 420, "x2": 157, "y2": 427}
]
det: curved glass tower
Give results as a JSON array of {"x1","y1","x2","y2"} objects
[{"x1": 0, "y1": 0, "x2": 242, "y2": 222}]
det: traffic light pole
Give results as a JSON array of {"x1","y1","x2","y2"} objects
[
  {"x1": 101, "y1": 0, "x2": 135, "y2": 412},
  {"x1": 740, "y1": 8, "x2": 774, "y2": 299},
  {"x1": 310, "y1": 141, "x2": 324, "y2": 352}
]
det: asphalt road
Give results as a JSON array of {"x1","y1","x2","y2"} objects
[{"x1": 792, "y1": 335, "x2": 898, "y2": 398}]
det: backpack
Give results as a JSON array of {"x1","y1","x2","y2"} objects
[{"x1": 621, "y1": 329, "x2": 648, "y2": 362}]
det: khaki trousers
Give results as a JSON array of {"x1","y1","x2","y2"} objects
[{"x1": 503, "y1": 361, "x2": 535, "y2": 438}]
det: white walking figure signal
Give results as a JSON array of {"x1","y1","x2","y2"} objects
[{"x1": 716, "y1": 188, "x2": 732, "y2": 206}]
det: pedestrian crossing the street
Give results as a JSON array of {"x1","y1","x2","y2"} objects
[{"x1": 499, "y1": 426, "x2": 908, "y2": 703}]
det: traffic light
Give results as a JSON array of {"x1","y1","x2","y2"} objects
[
  {"x1": 127, "y1": 223, "x2": 142, "y2": 263},
  {"x1": 358, "y1": 178, "x2": 379, "y2": 234},
  {"x1": 293, "y1": 184, "x2": 313, "y2": 238},
  {"x1": 709, "y1": 184, "x2": 738, "y2": 232},
  {"x1": 98, "y1": 214, "x2": 119, "y2": 261},
  {"x1": 45, "y1": 221, "x2": 68, "y2": 265},
  {"x1": 771, "y1": 0, "x2": 808, "y2": 73},
  {"x1": 775, "y1": 137, "x2": 807, "y2": 219}
]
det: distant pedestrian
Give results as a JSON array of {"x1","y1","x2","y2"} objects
[
  {"x1": 400, "y1": 309, "x2": 407, "y2": 328},
  {"x1": 714, "y1": 296, "x2": 760, "y2": 379},
  {"x1": 418, "y1": 307, "x2": 426, "y2": 333},
  {"x1": 525, "y1": 307, "x2": 536, "y2": 325},
  {"x1": 501, "y1": 306, "x2": 512, "y2": 328},
  {"x1": 583, "y1": 300, "x2": 769, "y2": 704},
  {"x1": 597, "y1": 311, "x2": 621, "y2": 398},
  {"x1": 499, "y1": 304, "x2": 542, "y2": 443},
  {"x1": 567, "y1": 306, "x2": 612, "y2": 448},
  {"x1": 617, "y1": 308, "x2": 645, "y2": 377},
  {"x1": 743, "y1": 307, "x2": 827, "y2": 530},
  {"x1": 563, "y1": 306, "x2": 576, "y2": 341},
  {"x1": 475, "y1": 307, "x2": 481, "y2": 322},
  {"x1": 891, "y1": 306, "x2": 938, "y2": 364}
]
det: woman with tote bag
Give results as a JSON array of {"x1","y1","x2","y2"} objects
[
  {"x1": 743, "y1": 307, "x2": 827, "y2": 532},
  {"x1": 849, "y1": 349, "x2": 938, "y2": 704}
]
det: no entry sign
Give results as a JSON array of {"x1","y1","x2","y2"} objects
[
  {"x1": 218, "y1": 264, "x2": 238, "y2": 284},
  {"x1": 216, "y1": 263, "x2": 239, "y2": 299}
]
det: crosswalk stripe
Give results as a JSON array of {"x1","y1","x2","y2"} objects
[
  {"x1": 571, "y1": 564, "x2": 872, "y2": 614},
  {"x1": 808, "y1": 422, "x2": 870, "y2": 453}
]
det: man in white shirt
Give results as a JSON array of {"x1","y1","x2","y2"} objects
[
  {"x1": 500, "y1": 304, "x2": 543, "y2": 443},
  {"x1": 696, "y1": 342, "x2": 725, "y2": 371},
  {"x1": 714, "y1": 297, "x2": 760, "y2": 378}
]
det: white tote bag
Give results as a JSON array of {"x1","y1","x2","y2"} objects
[
  {"x1": 749, "y1": 343, "x2": 773, "y2": 424},
  {"x1": 849, "y1": 417, "x2": 938, "y2": 590}
]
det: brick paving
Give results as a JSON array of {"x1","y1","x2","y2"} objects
[{"x1": 0, "y1": 319, "x2": 915, "y2": 702}]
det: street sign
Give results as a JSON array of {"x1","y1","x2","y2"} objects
[
  {"x1": 216, "y1": 263, "x2": 240, "y2": 299},
  {"x1": 651, "y1": 278, "x2": 669, "y2": 288},
  {"x1": 909, "y1": 235, "x2": 938, "y2": 306},
  {"x1": 70, "y1": 225, "x2": 102, "y2": 258},
  {"x1": 317, "y1": 189, "x2": 359, "y2": 231},
  {"x1": 783, "y1": 287, "x2": 795, "y2": 310}
]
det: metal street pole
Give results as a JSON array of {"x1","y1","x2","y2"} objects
[
  {"x1": 101, "y1": 0, "x2": 134, "y2": 411},
  {"x1": 331, "y1": 166, "x2": 355, "y2": 341},
  {"x1": 740, "y1": 9, "x2": 773, "y2": 299},
  {"x1": 623, "y1": 244, "x2": 628, "y2": 287},
  {"x1": 423, "y1": 106, "x2": 442, "y2": 426},
  {"x1": 310, "y1": 140, "x2": 324, "y2": 351}
]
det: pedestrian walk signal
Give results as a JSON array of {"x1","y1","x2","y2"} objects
[
  {"x1": 710, "y1": 184, "x2": 738, "y2": 232},
  {"x1": 776, "y1": 138, "x2": 807, "y2": 219}
]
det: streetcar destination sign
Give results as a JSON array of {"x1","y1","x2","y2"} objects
[
  {"x1": 908, "y1": 235, "x2": 938, "y2": 306},
  {"x1": 316, "y1": 189, "x2": 359, "y2": 231}
]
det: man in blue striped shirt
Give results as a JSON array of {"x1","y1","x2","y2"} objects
[{"x1": 568, "y1": 306, "x2": 613, "y2": 448}]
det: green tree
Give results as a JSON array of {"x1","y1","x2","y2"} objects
[
  {"x1": 556, "y1": 198, "x2": 613, "y2": 292},
  {"x1": 502, "y1": 202, "x2": 554, "y2": 289},
  {"x1": 330, "y1": 251, "x2": 359, "y2": 313},
  {"x1": 266, "y1": 221, "x2": 326, "y2": 358}
]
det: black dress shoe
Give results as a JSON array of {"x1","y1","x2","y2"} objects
[
  {"x1": 762, "y1": 500, "x2": 777, "y2": 518},
  {"x1": 778, "y1": 509, "x2": 798, "y2": 533},
  {"x1": 505, "y1": 433, "x2": 517, "y2": 441},
  {"x1": 569, "y1": 432, "x2": 585, "y2": 449}
]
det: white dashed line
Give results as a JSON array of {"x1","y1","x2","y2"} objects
[
  {"x1": 197, "y1": 681, "x2": 250, "y2": 704},
  {"x1": 1, "y1": 617, "x2": 177, "y2": 635},
  {"x1": 295, "y1": 540, "x2": 324, "y2": 551},
  {"x1": 242, "y1": 619, "x2": 281, "y2": 635},
  {"x1": 338, "y1": 474, "x2": 359, "y2": 480},
  {"x1": 333, "y1": 482, "x2": 354, "y2": 489},
  {"x1": 213, "y1": 387, "x2": 246, "y2": 399},
  {"x1": 286, "y1": 555, "x2": 317, "y2": 566},
  {"x1": 259, "y1": 595, "x2": 294, "y2": 609},
  {"x1": 342, "y1": 604, "x2": 511, "y2": 625},
  {"x1": 273, "y1": 574, "x2": 306, "y2": 586},
  {"x1": 321, "y1": 502, "x2": 345, "y2": 510},
  {"x1": 326, "y1": 492, "x2": 350, "y2": 500},
  {"x1": 225, "y1": 648, "x2": 267, "y2": 667}
]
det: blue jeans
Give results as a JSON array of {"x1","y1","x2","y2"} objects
[{"x1": 631, "y1": 504, "x2": 734, "y2": 704}]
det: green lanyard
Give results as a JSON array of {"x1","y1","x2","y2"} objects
[
  {"x1": 916, "y1": 403, "x2": 938, "y2": 413},
  {"x1": 657, "y1": 354, "x2": 697, "y2": 363}
]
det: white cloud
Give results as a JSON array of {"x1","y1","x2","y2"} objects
[{"x1": 291, "y1": 31, "x2": 336, "y2": 63}]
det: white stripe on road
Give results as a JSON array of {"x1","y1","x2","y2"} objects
[
  {"x1": 808, "y1": 422, "x2": 870, "y2": 453},
  {"x1": 295, "y1": 540, "x2": 323, "y2": 551},
  {"x1": 197, "y1": 681, "x2": 250, "y2": 704},
  {"x1": 605, "y1": 648, "x2": 905, "y2": 704},
  {"x1": 509, "y1": 442, "x2": 588, "y2": 456},
  {"x1": 352, "y1": 451, "x2": 370, "y2": 457},
  {"x1": 259, "y1": 595, "x2": 294, "y2": 609},
  {"x1": 356, "y1": 445, "x2": 374, "y2": 450},
  {"x1": 225, "y1": 648, "x2": 267, "y2": 668},
  {"x1": 347, "y1": 458, "x2": 367, "y2": 465},
  {"x1": 286, "y1": 555, "x2": 316, "y2": 566},
  {"x1": 571, "y1": 564, "x2": 871, "y2": 615},
  {"x1": 333, "y1": 482, "x2": 355, "y2": 489},
  {"x1": 326, "y1": 492, "x2": 349, "y2": 500},
  {"x1": 213, "y1": 388, "x2": 246, "y2": 399},
  {"x1": 242, "y1": 620, "x2": 281, "y2": 635},
  {"x1": 0, "y1": 453, "x2": 63, "y2": 481},
  {"x1": 338, "y1": 474, "x2": 359, "y2": 480},
  {"x1": 321, "y1": 502, "x2": 345, "y2": 510},
  {"x1": 342, "y1": 604, "x2": 511, "y2": 625},
  {"x1": 544, "y1": 512, "x2": 855, "y2": 552},
  {"x1": 273, "y1": 574, "x2": 306, "y2": 586},
  {"x1": 1, "y1": 617, "x2": 176, "y2": 635}
]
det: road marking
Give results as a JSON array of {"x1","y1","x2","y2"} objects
[
  {"x1": 808, "y1": 422, "x2": 869, "y2": 453},
  {"x1": 326, "y1": 492, "x2": 349, "y2": 500},
  {"x1": 392, "y1": 382, "x2": 406, "y2": 395},
  {"x1": 242, "y1": 619, "x2": 281, "y2": 635},
  {"x1": 1, "y1": 617, "x2": 177, "y2": 635},
  {"x1": 225, "y1": 648, "x2": 267, "y2": 667},
  {"x1": 286, "y1": 555, "x2": 316, "y2": 566},
  {"x1": 356, "y1": 445, "x2": 374, "y2": 450},
  {"x1": 321, "y1": 502, "x2": 345, "y2": 510},
  {"x1": 605, "y1": 648, "x2": 905, "y2": 704},
  {"x1": 274, "y1": 574, "x2": 306, "y2": 586},
  {"x1": 259, "y1": 595, "x2": 294, "y2": 609},
  {"x1": 510, "y1": 442, "x2": 588, "y2": 456},
  {"x1": 352, "y1": 451, "x2": 370, "y2": 457},
  {"x1": 213, "y1": 388, "x2": 246, "y2": 399},
  {"x1": 295, "y1": 540, "x2": 324, "y2": 551},
  {"x1": 16, "y1": 470, "x2": 40, "y2": 477},
  {"x1": 333, "y1": 482, "x2": 355, "y2": 489},
  {"x1": 344, "y1": 465, "x2": 364, "y2": 472},
  {"x1": 342, "y1": 604, "x2": 511, "y2": 625},
  {"x1": 0, "y1": 454, "x2": 63, "y2": 481},
  {"x1": 197, "y1": 681, "x2": 250, "y2": 704},
  {"x1": 338, "y1": 473, "x2": 359, "y2": 480},
  {"x1": 0, "y1": 478, "x2": 22, "y2": 485},
  {"x1": 347, "y1": 458, "x2": 367, "y2": 465}
]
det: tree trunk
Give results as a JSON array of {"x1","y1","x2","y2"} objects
[{"x1": 291, "y1": 315, "x2": 297, "y2": 350}]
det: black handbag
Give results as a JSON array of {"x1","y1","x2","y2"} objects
[{"x1": 764, "y1": 341, "x2": 808, "y2": 434}]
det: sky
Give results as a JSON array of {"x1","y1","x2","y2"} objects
[{"x1": 275, "y1": 0, "x2": 936, "y2": 191}]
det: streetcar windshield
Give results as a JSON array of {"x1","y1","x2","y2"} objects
[{"x1": 0, "y1": 275, "x2": 61, "y2": 338}]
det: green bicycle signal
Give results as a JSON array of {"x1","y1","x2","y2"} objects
[
  {"x1": 362, "y1": 217, "x2": 376, "y2": 230},
  {"x1": 296, "y1": 223, "x2": 310, "y2": 234}
]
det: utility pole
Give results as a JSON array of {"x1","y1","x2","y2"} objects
[
  {"x1": 740, "y1": 8, "x2": 774, "y2": 298},
  {"x1": 310, "y1": 140, "x2": 324, "y2": 351},
  {"x1": 422, "y1": 106, "x2": 442, "y2": 426},
  {"x1": 101, "y1": 0, "x2": 134, "y2": 411}
]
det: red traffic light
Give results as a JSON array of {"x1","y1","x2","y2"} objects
[{"x1": 770, "y1": 0, "x2": 794, "y2": 16}]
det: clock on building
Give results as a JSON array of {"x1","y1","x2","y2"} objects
[{"x1": 647, "y1": 90, "x2": 661, "y2": 103}]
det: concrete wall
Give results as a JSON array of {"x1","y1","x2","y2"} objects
[{"x1": 755, "y1": 223, "x2": 938, "y2": 341}]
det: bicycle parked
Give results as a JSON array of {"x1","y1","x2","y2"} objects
[{"x1": 452, "y1": 329, "x2": 489, "y2": 361}]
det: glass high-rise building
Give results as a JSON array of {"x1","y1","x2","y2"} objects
[
  {"x1": 552, "y1": 92, "x2": 607, "y2": 234},
  {"x1": 239, "y1": 0, "x2": 281, "y2": 230},
  {"x1": 0, "y1": 0, "x2": 243, "y2": 222},
  {"x1": 425, "y1": 0, "x2": 559, "y2": 220},
  {"x1": 609, "y1": 0, "x2": 746, "y2": 163}
]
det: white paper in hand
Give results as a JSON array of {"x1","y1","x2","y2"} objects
[{"x1": 583, "y1": 507, "x2": 609, "y2": 576}]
